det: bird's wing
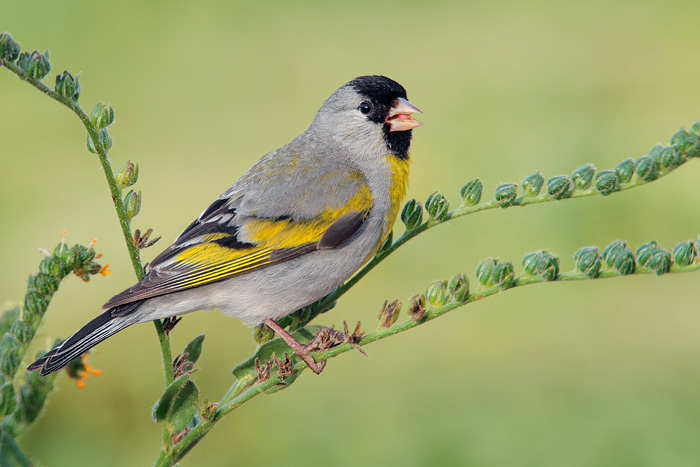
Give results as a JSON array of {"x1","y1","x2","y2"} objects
[{"x1": 103, "y1": 163, "x2": 372, "y2": 310}]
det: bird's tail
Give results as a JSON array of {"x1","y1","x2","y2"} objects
[{"x1": 27, "y1": 309, "x2": 135, "y2": 376}]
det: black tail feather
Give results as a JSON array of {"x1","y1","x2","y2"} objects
[{"x1": 28, "y1": 309, "x2": 134, "y2": 376}]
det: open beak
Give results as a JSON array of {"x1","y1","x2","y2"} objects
[{"x1": 386, "y1": 97, "x2": 423, "y2": 132}]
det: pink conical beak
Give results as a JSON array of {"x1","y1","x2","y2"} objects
[{"x1": 386, "y1": 97, "x2": 423, "y2": 132}]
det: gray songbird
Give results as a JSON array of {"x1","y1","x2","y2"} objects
[{"x1": 29, "y1": 75, "x2": 422, "y2": 375}]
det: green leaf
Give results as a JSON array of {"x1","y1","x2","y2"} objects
[
  {"x1": 0, "y1": 432, "x2": 33, "y2": 467},
  {"x1": 182, "y1": 334, "x2": 205, "y2": 364},
  {"x1": 152, "y1": 374, "x2": 199, "y2": 432},
  {"x1": 232, "y1": 326, "x2": 321, "y2": 380}
]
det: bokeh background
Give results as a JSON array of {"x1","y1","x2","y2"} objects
[{"x1": 2, "y1": 1, "x2": 700, "y2": 465}]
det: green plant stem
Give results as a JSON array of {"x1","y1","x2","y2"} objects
[
  {"x1": 151, "y1": 260, "x2": 700, "y2": 467},
  {"x1": 308, "y1": 163, "x2": 691, "y2": 323},
  {"x1": 2, "y1": 56, "x2": 174, "y2": 438}
]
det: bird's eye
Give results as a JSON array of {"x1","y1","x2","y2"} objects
[{"x1": 359, "y1": 102, "x2": 372, "y2": 115}]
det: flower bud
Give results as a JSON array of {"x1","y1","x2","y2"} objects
[
  {"x1": 0, "y1": 338, "x2": 20, "y2": 377},
  {"x1": 425, "y1": 191, "x2": 449, "y2": 220},
  {"x1": 648, "y1": 248, "x2": 671, "y2": 275},
  {"x1": 495, "y1": 183, "x2": 517, "y2": 207},
  {"x1": 55, "y1": 71, "x2": 81, "y2": 102},
  {"x1": 574, "y1": 246, "x2": 601, "y2": 278},
  {"x1": 400, "y1": 199, "x2": 423, "y2": 230},
  {"x1": 647, "y1": 144, "x2": 664, "y2": 163},
  {"x1": 492, "y1": 262, "x2": 514, "y2": 289},
  {"x1": 92, "y1": 102, "x2": 115, "y2": 129},
  {"x1": 547, "y1": 175, "x2": 574, "y2": 199},
  {"x1": 476, "y1": 258, "x2": 496, "y2": 286},
  {"x1": 670, "y1": 129, "x2": 691, "y2": 154},
  {"x1": 522, "y1": 171, "x2": 544, "y2": 196},
  {"x1": 660, "y1": 147, "x2": 682, "y2": 170},
  {"x1": 378, "y1": 299, "x2": 401, "y2": 328},
  {"x1": 253, "y1": 323, "x2": 275, "y2": 345},
  {"x1": 25, "y1": 50, "x2": 50, "y2": 80},
  {"x1": 636, "y1": 241, "x2": 658, "y2": 267},
  {"x1": 9, "y1": 320, "x2": 33, "y2": 345},
  {"x1": 377, "y1": 230, "x2": 393, "y2": 254},
  {"x1": 522, "y1": 250, "x2": 545, "y2": 275},
  {"x1": 673, "y1": 240, "x2": 697, "y2": 266},
  {"x1": 0, "y1": 32, "x2": 20, "y2": 61},
  {"x1": 460, "y1": 179, "x2": 482, "y2": 205},
  {"x1": 602, "y1": 240, "x2": 627, "y2": 267},
  {"x1": 0, "y1": 382, "x2": 15, "y2": 417},
  {"x1": 408, "y1": 294, "x2": 427, "y2": 322},
  {"x1": 536, "y1": 253, "x2": 559, "y2": 281},
  {"x1": 448, "y1": 273, "x2": 469, "y2": 302},
  {"x1": 635, "y1": 156, "x2": 659, "y2": 181},
  {"x1": 99, "y1": 128, "x2": 112, "y2": 151},
  {"x1": 115, "y1": 161, "x2": 139, "y2": 189},
  {"x1": 691, "y1": 121, "x2": 700, "y2": 137},
  {"x1": 595, "y1": 170, "x2": 619, "y2": 196},
  {"x1": 614, "y1": 158, "x2": 635, "y2": 183},
  {"x1": 425, "y1": 280, "x2": 449, "y2": 308},
  {"x1": 572, "y1": 164, "x2": 595, "y2": 189},
  {"x1": 612, "y1": 248, "x2": 636, "y2": 275},
  {"x1": 124, "y1": 190, "x2": 142, "y2": 220}
]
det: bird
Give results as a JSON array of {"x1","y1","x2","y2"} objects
[{"x1": 28, "y1": 75, "x2": 422, "y2": 376}]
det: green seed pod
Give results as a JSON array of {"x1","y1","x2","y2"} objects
[
  {"x1": 648, "y1": 248, "x2": 671, "y2": 275},
  {"x1": 92, "y1": 102, "x2": 115, "y2": 129},
  {"x1": 574, "y1": 246, "x2": 601, "y2": 278},
  {"x1": 660, "y1": 147, "x2": 682, "y2": 170},
  {"x1": 635, "y1": 156, "x2": 659, "y2": 181},
  {"x1": 522, "y1": 250, "x2": 545, "y2": 275},
  {"x1": 602, "y1": 240, "x2": 627, "y2": 267},
  {"x1": 115, "y1": 161, "x2": 139, "y2": 189},
  {"x1": 460, "y1": 179, "x2": 482, "y2": 205},
  {"x1": 408, "y1": 294, "x2": 427, "y2": 322},
  {"x1": 55, "y1": 71, "x2": 81, "y2": 102},
  {"x1": 647, "y1": 144, "x2": 664, "y2": 163},
  {"x1": 522, "y1": 171, "x2": 544, "y2": 196},
  {"x1": 572, "y1": 164, "x2": 596, "y2": 189},
  {"x1": 670, "y1": 129, "x2": 691, "y2": 154},
  {"x1": 595, "y1": 170, "x2": 619, "y2": 196},
  {"x1": 0, "y1": 382, "x2": 16, "y2": 417},
  {"x1": 425, "y1": 280, "x2": 449, "y2": 308},
  {"x1": 25, "y1": 50, "x2": 51, "y2": 79},
  {"x1": 673, "y1": 240, "x2": 697, "y2": 266},
  {"x1": 612, "y1": 248, "x2": 636, "y2": 275},
  {"x1": 495, "y1": 183, "x2": 518, "y2": 207},
  {"x1": 492, "y1": 262, "x2": 515, "y2": 289},
  {"x1": 0, "y1": 32, "x2": 20, "y2": 61},
  {"x1": 124, "y1": 190, "x2": 142, "y2": 220},
  {"x1": 448, "y1": 273, "x2": 469, "y2": 302},
  {"x1": 547, "y1": 175, "x2": 574, "y2": 199},
  {"x1": 476, "y1": 258, "x2": 496, "y2": 286},
  {"x1": 425, "y1": 191, "x2": 449, "y2": 220},
  {"x1": 378, "y1": 299, "x2": 401, "y2": 328},
  {"x1": 636, "y1": 241, "x2": 658, "y2": 267},
  {"x1": 536, "y1": 253, "x2": 559, "y2": 281},
  {"x1": 253, "y1": 323, "x2": 275, "y2": 345},
  {"x1": 614, "y1": 158, "x2": 635, "y2": 183},
  {"x1": 400, "y1": 199, "x2": 423, "y2": 230}
]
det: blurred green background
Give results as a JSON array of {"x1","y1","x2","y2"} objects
[{"x1": 2, "y1": 0, "x2": 700, "y2": 465}]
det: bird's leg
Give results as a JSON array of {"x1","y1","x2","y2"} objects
[{"x1": 263, "y1": 319, "x2": 327, "y2": 375}]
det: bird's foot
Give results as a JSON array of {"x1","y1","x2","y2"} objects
[{"x1": 263, "y1": 319, "x2": 367, "y2": 375}]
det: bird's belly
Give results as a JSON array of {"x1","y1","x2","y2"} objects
[{"x1": 135, "y1": 219, "x2": 382, "y2": 326}]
